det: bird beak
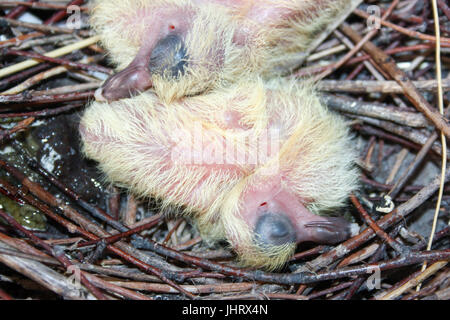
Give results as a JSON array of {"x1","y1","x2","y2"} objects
[
  {"x1": 255, "y1": 198, "x2": 358, "y2": 246},
  {"x1": 95, "y1": 59, "x2": 153, "y2": 102},
  {"x1": 302, "y1": 217, "x2": 359, "y2": 244}
]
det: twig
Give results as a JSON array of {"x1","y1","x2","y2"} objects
[
  {"x1": 315, "y1": 0, "x2": 400, "y2": 80},
  {"x1": 322, "y1": 94, "x2": 429, "y2": 128},
  {"x1": 0, "y1": 241, "x2": 93, "y2": 300},
  {"x1": 44, "y1": 0, "x2": 85, "y2": 26},
  {"x1": 0, "y1": 36, "x2": 101, "y2": 79},
  {"x1": 135, "y1": 238, "x2": 450, "y2": 285},
  {"x1": 353, "y1": 117, "x2": 445, "y2": 158},
  {"x1": 0, "y1": 159, "x2": 196, "y2": 298},
  {"x1": 381, "y1": 261, "x2": 448, "y2": 300},
  {"x1": 350, "y1": 194, "x2": 408, "y2": 254},
  {"x1": 0, "y1": 209, "x2": 107, "y2": 299},
  {"x1": 307, "y1": 281, "x2": 354, "y2": 299},
  {"x1": 82, "y1": 273, "x2": 152, "y2": 300},
  {"x1": 340, "y1": 24, "x2": 450, "y2": 140},
  {"x1": 0, "y1": 117, "x2": 34, "y2": 142},
  {"x1": 389, "y1": 132, "x2": 439, "y2": 199},
  {"x1": 77, "y1": 216, "x2": 162, "y2": 248},
  {"x1": 0, "y1": 1, "x2": 89, "y2": 11},
  {"x1": 2, "y1": 49, "x2": 112, "y2": 74},
  {"x1": 0, "y1": 288, "x2": 13, "y2": 300},
  {"x1": 318, "y1": 79, "x2": 450, "y2": 94},
  {"x1": 296, "y1": 169, "x2": 450, "y2": 272},
  {"x1": 0, "y1": 103, "x2": 84, "y2": 118},
  {"x1": 353, "y1": 9, "x2": 450, "y2": 46},
  {"x1": 418, "y1": 0, "x2": 448, "y2": 291},
  {"x1": 5, "y1": 0, "x2": 37, "y2": 19},
  {"x1": 2, "y1": 56, "x2": 100, "y2": 95},
  {"x1": 343, "y1": 242, "x2": 388, "y2": 299},
  {"x1": 110, "y1": 281, "x2": 256, "y2": 295},
  {"x1": 0, "y1": 91, "x2": 95, "y2": 108},
  {"x1": 0, "y1": 17, "x2": 82, "y2": 35}
]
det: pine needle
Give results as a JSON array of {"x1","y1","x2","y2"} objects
[{"x1": 416, "y1": 0, "x2": 448, "y2": 292}]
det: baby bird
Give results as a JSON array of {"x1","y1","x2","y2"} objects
[
  {"x1": 91, "y1": 0, "x2": 356, "y2": 103},
  {"x1": 80, "y1": 78, "x2": 359, "y2": 270}
]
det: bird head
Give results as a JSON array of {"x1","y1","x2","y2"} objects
[
  {"x1": 90, "y1": 0, "x2": 353, "y2": 103},
  {"x1": 90, "y1": 0, "x2": 263, "y2": 103}
]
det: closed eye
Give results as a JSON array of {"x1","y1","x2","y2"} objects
[{"x1": 148, "y1": 34, "x2": 188, "y2": 79}]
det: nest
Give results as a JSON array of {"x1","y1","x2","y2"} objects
[{"x1": 0, "y1": 0, "x2": 448, "y2": 300}]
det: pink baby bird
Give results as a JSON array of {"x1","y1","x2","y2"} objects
[
  {"x1": 90, "y1": 0, "x2": 357, "y2": 103},
  {"x1": 80, "y1": 78, "x2": 359, "y2": 270}
]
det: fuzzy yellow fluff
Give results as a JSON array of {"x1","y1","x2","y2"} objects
[
  {"x1": 89, "y1": 0, "x2": 259, "y2": 102},
  {"x1": 80, "y1": 77, "x2": 359, "y2": 270},
  {"x1": 89, "y1": 0, "x2": 352, "y2": 102}
]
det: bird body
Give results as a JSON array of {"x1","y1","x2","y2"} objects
[
  {"x1": 81, "y1": 0, "x2": 360, "y2": 269},
  {"x1": 90, "y1": 0, "x2": 354, "y2": 102},
  {"x1": 80, "y1": 78, "x2": 359, "y2": 269}
]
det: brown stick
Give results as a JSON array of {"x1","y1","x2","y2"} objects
[
  {"x1": 298, "y1": 169, "x2": 450, "y2": 272},
  {"x1": 340, "y1": 23, "x2": 450, "y2": 140},
  {"x1": 318, "y1": 79, "x2": 450, "y2": 94},
  {"x1": 353, "y1": 9, "x2": 450, "y2": 45}
]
